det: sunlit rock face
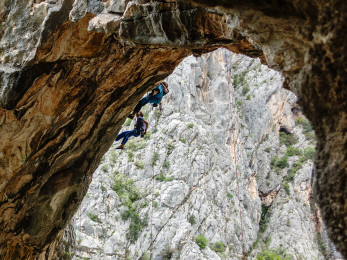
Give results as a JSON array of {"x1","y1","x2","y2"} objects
[
  {"x1": 0, "y1": 0, "x2": 345, "y2": 258},
  {"x1": 69, "y1": 49, "x2": 342, "y2": 260}
]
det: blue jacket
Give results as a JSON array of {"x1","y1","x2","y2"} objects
[{"x1": 142, "y1": 84, "x2": 164, "y2": 104}]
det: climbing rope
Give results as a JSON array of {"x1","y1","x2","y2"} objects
[{"x1": 224, "y1": 49, "x2": 246, "y2": 259}]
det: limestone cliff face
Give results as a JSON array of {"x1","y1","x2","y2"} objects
[
  {"x1": 0, "y1": 0, "x2": 346, "y2": 259},
  {"x1": 65, "y1": 50, "x2": 341, "y2": 260}
]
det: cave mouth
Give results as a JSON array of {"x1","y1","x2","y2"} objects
[
  {"x1": 1, "y1": 0, "x2": 346, "y2": 259},
  {"x1": 67, "y1": 49, "x2": 330, "y2": 259}
]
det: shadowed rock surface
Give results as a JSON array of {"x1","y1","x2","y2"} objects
[{"x1": 0, "y1": 0, "x2": 346, "y2": 259}]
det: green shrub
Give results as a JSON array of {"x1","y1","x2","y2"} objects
[
  {"x1": 283, "y1": 181, "x2": 290, "y2": 195},
  {"x1": 144, "y1": 131, "x2": 151, "y2": 140},
  {"x1": 101, "y1": 185, "x2": 107, "y2": 192},
  {"x1": 187, "y1": 123, "x2": 194, "y2": 129},
  {"x1": 195, "y1": 235, "x2": 208, "y2": 249},
  {"x1": 101, "y1": 164, "x2": 109, "y2": 172},
  {"x1": 155, "y1": 173, "x2": 166, "y2": 182},
  {"x1": 167, "y1": 143, "x2": 175, "y2": 155},
  {"x1": 179, "y1": 138, "x2": 186, "y2": 144},
  {"x1": 151, "y1": 152, "x2": 159, "y2": 166},
  {"x1": 188, "y1": 215, "x2": 196, "y2": 225},
  {"x1": 285, "y1": 146, "x2": 302, "y2": 157},
  {"x1": 87, "y1": 212, "x2": 102, "y2": 224},
  {"x1": 279, "y1": 132, "x2": 298, "y2": 146},
  {"x1": 256, "y1": 249, "x2": 292, "y2": 260},
  {"x1": 246, "y1": 94, "x2": 251, "y2": 100},
  {"x1": 135, "y1": 161, "x2": 145, "y2": 169},
  {"x1": 153, "y1": 201, "x2": 158, "y2": 208},
  {"x1": 305, "y1": 131, "x2": 316, "y2": 141},
  {"x1": 296, "y1": 118, "x2": 312, "y2": 133},
  {"x1": 127, "y1": 151, "x2": 134, "y2": 162},
  {"x1": 303, "y1": 147, "x2": 315, "y2": 160},
  {"x1": 242, "y1": 85, "x2": 250, "y2": 95},
  {"x1": 270, "y1": 156, "x2": 289, "y2": 169},
  {"x1": 210, "y1": 242, "x2": 226, "y2": 253},
  {"x1": 163, "y1": 160, "x2": 170, "y2": 169},
  {"x1": 161, "y1": 246, "x2": 176, "y2": 260}
]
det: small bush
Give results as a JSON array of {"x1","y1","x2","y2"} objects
[
  {"x1": 188, "y1": 215, "x2": 196, "y2": 225},
  {"x1": 246, "y1": 94, "x2": 251, "y2": 100},
  {"x1": 161, "y1": 246, "x2": 176, "y2": 260},
  {"x1": 210, "y1": 241, "x2": 226, "y2": 253},
  {"x1": 179, "y1": 138, "x2": 186, "y2": 144},
  {"x1": 101, "y1": 164, "x2": 109, "y2": 173},
  {"x1": 144, "y1": 131, "x2": 151, "y2": 140},
  {"x1": 135, "y1": 161, "x2": 145, "y2": 169},
  {"x1": 283, "y1": 181, "x2": 290, "y2": 195},
  {"x1": 187, "y1": 123, "x2": 194, "y2": 129},
  {"x1": 127, "y1": 151, "x2": 134, "y2": 162},
  {"x1": 167, "y1": 143, "x2": 175, "y2": 155},
  {"x1": 265, "y1": 147, "x2": 271, "y2": 153},
  {"x1": 101, "y1": 185, "x2": 107, "y2": 192},
  {"x1": 286, "y1": 146, "x2": 302, "y2": 157},
  {"x1": 256, "y1": 248, "x2": 293, "y2": 260},
  {"x1": 151, "y1": 152, "x2": 159, "y2": 166},
  {"x1": 195, "y1": 235, "x2": 208, "y2": 249},
  {"x1": 242, "y1": 85, "x2": 250, "y2": 95},
  {"x1": 155, "y1": 173, "x2": 166, "y2": 182},
  {"x1": 162, "y1": 160, "x2": 170, "y2": 169},
  {"x1": 87, "y1": 212, "x2": 102, "y2": 224},
  {"x1": 270, "y1": 156, "x2": 289, "y2": 169},
  {"x1": 279, "y1": 132, "x2": 298, "y2": 146},
  {"x1": 296, "y1": 118, "x2": 312, "y2": 133},
  {"x1": 153, "y1": 201, "x2": 158, "y2": 208},
  {"x1": 227, "y1": 193, "x2": 233, "y2": 199}
]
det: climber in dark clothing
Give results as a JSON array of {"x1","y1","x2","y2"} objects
[
  {"x1": 116, "y1": 112, "x2": 148, "y2": 149},
  {"x1": 128, "y1": 82, "x2": 169, "y2": 119}
]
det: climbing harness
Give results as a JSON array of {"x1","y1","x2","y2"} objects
[{"x1": 225, "y1": 49, "x2": 246, "y2": 260}]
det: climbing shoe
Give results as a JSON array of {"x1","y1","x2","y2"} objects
[{"x1": 116, "y1": 144, "x2": 124, "y2": 149}]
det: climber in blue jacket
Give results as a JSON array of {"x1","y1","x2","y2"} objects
[
  {"x1": 128, "y1": 82, "x2": 169, "y2": 119},
  {"x1": 116, "y1": 111, "x2": 148, "y2": 149}
]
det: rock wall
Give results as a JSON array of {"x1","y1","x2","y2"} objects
[
  {"x1": 0, "y1": 0, "x2": 346, "y2": 258},
  {"x1": 68, "y1": 49, "x2": 341, "y2": 259}
]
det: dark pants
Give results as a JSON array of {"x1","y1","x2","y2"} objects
[
  {"x1": 133, "y1": 95, "x2": 160, "y2": 113},
  {"x1": 116, "y1": 129, "x2": 140, "y2": 145}
]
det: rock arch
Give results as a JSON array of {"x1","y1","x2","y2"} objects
[{"x1": 0, "y1": 0, "x2": 345, "y2": 258}]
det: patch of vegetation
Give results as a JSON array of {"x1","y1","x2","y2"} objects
[
  {"x1": 179, "y1": 138, "x2": 186, "y2": 144},
  {"x1": 256, "y1": 249, "x2": 293, "y2": 260},
  {"x1": 113, "y1": 174, "x2": 147, "y2": 243},
  {"x1": 305, "y1": 131, "x2": 316, "y2": 141},
  {"x1": 285, "y1": 146, "x2": 302, "y2": 157},
  {"x1": 283, "y1": 181, "x2": 290, "y2": 195},
  {"x1": 187, "y1": 123, "x2": 194, "y2": 129},
  {"x1": 101, "y1": 185, "x2": 107, "y2": 192},
  {"x1": 317, "y1": 233, "x2": 328, "y2": 258},
  {"x1": 87, "y1": 212, "x2": 102, "y2": 224},
  {"x1": 270, "y1": 156, "x2": 289, "y2": 169},
  {"x1": 151, "y1": 151, "x2": 159, "y2": 166},
  {"x1": 134, "y1": 161, "x2": 145, "y2": 169},
  {"x1": 144, "y1": 131, "x2": 151, "y2": 140},
  {"x1": 265, "y1": 147, "x2": 271, "y2": 153},
  {"x1": 161, "y1": 246, "x2": 176, "y2": 260},
  {"x1": 167, "y1": 143, "x2": 175, "y2": 155},
  {"x1": 153, "y1": 201, "x2": 158, "y2": 208},
  {"x1": 195, "y1": 235, "x2": 208, "y2": 249},
  {"x1": 162, "y1": 160, "x2": 170, "y2": 169},
  {"x1": 101, "y1": 164, "x2": 109, "y2": 173},
  {"x1": 154, "y1": 110, "x2": 162, "y2": 121},
  {"x1": 242, "y1": 85, "x2": 250, "y2": 95},
  {"x1": 127, "y1": 140, "x2": 140, "y2": 152},
  {"x1": 259, "y1": 205, "x2": 269, "y2": 233},
  {"x1": 295, "y1": 118, "x2": 312, "y2": 133},
  {"x1": 233, "y1": 71, "x2": 247, "y2": 87},
  {"x1": 124, "y1": 118, "x2": 132, "y2": 126},
  {"x1": 127, "y1": 151, "x2": 134, "y2": 162},
  {"x1": 210, "y1": 241, "x2": 226, "y2": 253},
  {"x1": 155, "y1": 173, "x2": 174, "y2": 182},
  {"x1": 188, "y1": 214, "x2": 196, "y2": 225},
  {"x1": 279, "y1": 132, "x2": 298, "y2": 146},
  {"x1": 246, "y1": 94, "x2": 251, "y2": 100},
  {"x1": 302, "y1": 146, "x2": 315, "y2": 161},
  {"x1": 227, "y1": 192, "x2": 233, "y2": 199}
]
